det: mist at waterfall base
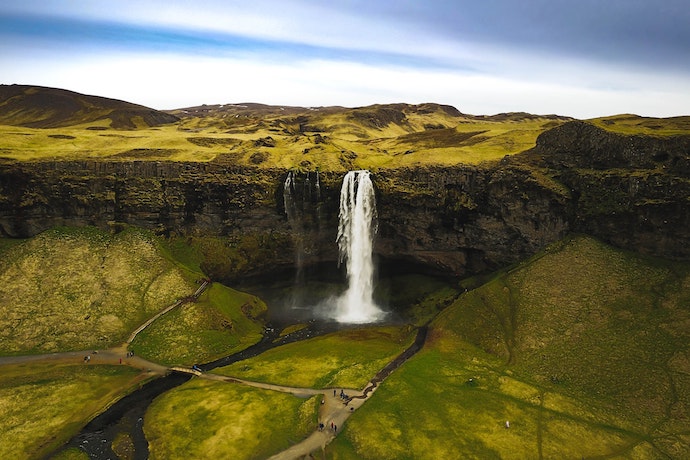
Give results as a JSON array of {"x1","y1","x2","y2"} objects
[{"x1": 274, "y1": 170, "x2": 387, "y2": 324}]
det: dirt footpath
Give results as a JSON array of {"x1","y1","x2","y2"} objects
[{"x1": 0, "y1": 344, "x2": 169, "y2": 375}]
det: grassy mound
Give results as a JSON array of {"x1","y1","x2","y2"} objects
[
  {"x1": 589, "y1": 114, "x2": 690, "y2": 136},
  {"x1": 130, "y1": 283, "x2": 266, "y2": 366},
  {"x1": 213, "y1": 326, "x2": 416, "y2": 389},
  {"x1": 0, "y1": 84, "x2": 178, "y2": 129},
  {"x1": 145, "y1": 379, "x2": 319, "y2": 460},
  {"x1": 328, "y1": 236, "x2": 690, "y2": 458},
  {"x1": 0, "y1": 227, "x2": 197, "y2": 354}
]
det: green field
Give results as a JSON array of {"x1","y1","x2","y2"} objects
[
  {"x1": 0, "y1": 362, "x2": 141, "y2": 459},
  {"x1": 145, "y1": 379, "x2": 319, "y2": 460},
  {"x1": 213, "y1": 326, "x2": 416, "y2": 389}
]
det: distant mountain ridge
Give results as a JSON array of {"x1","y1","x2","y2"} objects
[
  {"x1": 0, "y1": 84, "x2": 179, "y2": 129},
  {"x1": 0, "y1": 84, "x2": 575, "y2": 132}
]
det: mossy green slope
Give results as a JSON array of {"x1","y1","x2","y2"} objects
[
  {"x1": 145, "y1": 379, "x2": 319, "y2": 460},
  {"x1": 589, "y1": 114, "x2": 690, "y2": 136},
  {"x1": 0, "y1": 98, "x2": 570, "y2": 169},
  {"x1": 0, "y1": 227, "x2": 197, "y2": 354},
  {"x1": 328, "y1": 236, "x2": 690, "y2": 459},
  {"x1": 130, "y1": 283, "x2": 266, "y2": 366},
  {"x1": 0, "y1": 362, "x2": 141, "y2": 459},
  {"x1": 213, "y1": 326, "x2": 416, "y2": 389}
]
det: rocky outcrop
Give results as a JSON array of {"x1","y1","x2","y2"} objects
[
  {"x1": 0, "y1": 161, "x2": 282, "y2": 237},
  {"x1": 529, "y1": 121, "x2": 690, "y2": 260},
  {"x1": 534, "y1": 120, "x2": 690, "y2": 173},
  {"x1": 0, "y1": 120, "x2": 688, "y2": 280},
  {"x1": 374, "y1": 164, "x2": 570, "y2": 276}
]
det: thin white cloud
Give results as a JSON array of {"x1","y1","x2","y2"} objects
[{"x1": 4, "y1": 49, "x2": 689, "y2": 118}]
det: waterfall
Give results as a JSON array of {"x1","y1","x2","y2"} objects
[
  {"x1": 315, "y1": 171, "x2": 321, "y2": 201},
  {"x1": 334, "y1": 170, "x2": 385, "y2": 323},
  {"x1": 283, "y1": 171, "x2": 298, "y2": 225},
  {"x1": 283, "y1": 171, "x2": 305, "y2": 303}
]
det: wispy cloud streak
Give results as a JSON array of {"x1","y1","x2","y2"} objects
[{"x1": 1, "y1": 1, "x2": 689, "y2": 117}]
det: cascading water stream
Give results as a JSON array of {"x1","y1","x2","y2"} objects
[
  {"x1": 282, "y1": 169, "x2": 384, "y2": 323},
  {"x1": 283, "y1": 171, "x2": 307, "y2": 311},
  {"x1": 334, "y1": 170, "x2": 385, "y2": 323}
]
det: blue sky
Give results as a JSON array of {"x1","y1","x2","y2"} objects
[{"x1": 1, "y1": 0, "x2": 689, "y2": 117}]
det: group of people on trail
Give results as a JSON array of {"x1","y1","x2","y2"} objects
[
  {"x1": 319, "y1": 421, "x2": 337, "y2": 433},
  {"x1": 318, "y1": 389, "x2": 347, "y2": 435},
  {"x1": 84, "y1": 350, "x2": 135, "y2": 364}
]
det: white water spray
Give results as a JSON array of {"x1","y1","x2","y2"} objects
[{"x1": 334, "y1": 170, "x2": 385, "y2": 323}]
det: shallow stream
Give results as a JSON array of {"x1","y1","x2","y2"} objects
[{"x1": 52, "y1": 321, "x2": 340, "y2": 459}]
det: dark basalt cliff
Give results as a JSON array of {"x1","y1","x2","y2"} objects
[
  {"x1": 530, "y1": 121, "x2": 690, "y2": 261},
  {"x1": 0, "y1": 121, "x2": 688, "y2": 280}
]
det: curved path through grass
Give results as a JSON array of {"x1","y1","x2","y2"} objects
[
  {"x1": 196, "y1": 372, "x2": 378, "y2": 459},
  {"x1": 0, "y1": 276, "x2": 425, "y2": 460},
  {"x1": 0, "y1": 280, "x2": 212, "y2": 372},
  {"x1": 169, "y1": 326, "x2": 429, "y2": 459}
]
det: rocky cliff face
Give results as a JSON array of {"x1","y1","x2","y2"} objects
[
  {"x1": 0, "y1": 120, "x2": 688, "y2": 280},
  {"x1": 530, "y1": 121, "x2": 690, "y2": 260}
]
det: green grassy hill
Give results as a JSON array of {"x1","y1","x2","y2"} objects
[
  {"x1": 0, "y1": 227, "x2": 269, "y2": 458},
  {"x1": 589, "y1": 113, "x2": 690, "y2": 136},
  {"x1": 330, "y1": 235, "x2": 690, "y2": 459},
  {"x1": 0, "y1": 84, "x2": 179, "y2": 129},
  {"x1": 0, "y1": 227, "x2": 266, "y2": 356},
  {"x1": 3, "y1": 85, "x2": 689, "y2": 170},
  {"x1": 0, "y1": 227, "x2": 196, "y2": 353}
]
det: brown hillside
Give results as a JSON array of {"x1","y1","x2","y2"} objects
[{"x1": 0, "y1": 84, "x2": 179, "y2": 129}]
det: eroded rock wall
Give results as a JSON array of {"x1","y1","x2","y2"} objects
[
  {"x1": 1, "y1": 120, "x2": 688, "y2": 279},
  {"x1": 530, "y1": 121, "x2": 690, "y2": 260}
]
